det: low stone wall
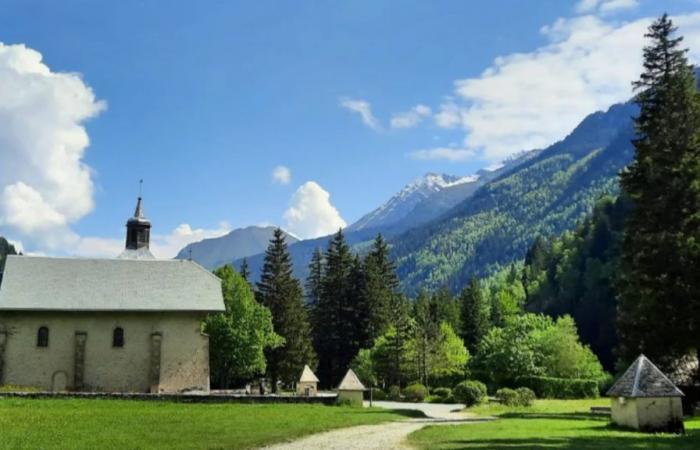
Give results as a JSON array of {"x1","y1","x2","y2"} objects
[{"x1": 0, "y1": 391, "x2": 339, "y2": 405}]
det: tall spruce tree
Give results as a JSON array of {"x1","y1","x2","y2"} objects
[
  {"x1": 306, "y1": 248, "x2": 324, "y2": 307},
  {"x1": 257, "y1": 228, "x2": 316, "y2": 391},
  {"x1": 313, "y1": 229, "x2": 361, "y2": 387},
  {"x1": 239, "y1": 257, "x2": 251, "y2": 283},
  {"x1": 617, "y1": 15, "x2": 700, "y2": 372},
  {"x1": 460, "y1": 276, "x2": 491, "y2": 354},
  {"x1": 413, "y1": 290, "x2": 438, "y2": 385},
  {"x1": 363, "y1": 234, "x2": 400, "y2": 343}
]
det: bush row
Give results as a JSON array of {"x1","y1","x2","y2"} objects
[
  {"x1": 495, "y1": 387, "x2": 535, "y2": 406},
  {"x1": 516, "y1": 376, "x2": 599, "y2": 399}
]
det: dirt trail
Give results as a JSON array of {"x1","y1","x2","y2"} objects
[{"x1": 258, "y1": 401, "x2": 494, "y2": 450}]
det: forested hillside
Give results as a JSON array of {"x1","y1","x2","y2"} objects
[
  {"x1": 521, "y1": 196, "x2": 628, "y2": 371},
  {"x1": 391, "y1": 102, "x2": 638, "y2": 294}
]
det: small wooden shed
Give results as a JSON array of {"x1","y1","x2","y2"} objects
[
  {"x1": 607, "y1": 354, "x2": 684, "y2": 433},
  {"x1": 337, "y1": 369, "x2": 365, "y2": 406},
  {"x1": 297, "y1": 365, "x2": 319, "y2": 397}
]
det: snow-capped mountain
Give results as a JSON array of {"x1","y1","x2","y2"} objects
[
  {"x1": 347, "y1": 173, "x2": 476, "y2": 232},
  {"x1": 348, "y1": 150, "x2": 538, "y2": 233}
]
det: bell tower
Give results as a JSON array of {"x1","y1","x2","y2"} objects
[
  {"x1": 118, "y1": 181, "x2": 155, "y2": 260},
  {"x1": 125, "y1": 196, "x2": 151, "y2": 250}
]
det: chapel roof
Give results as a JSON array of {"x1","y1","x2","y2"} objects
[
  {"x1": 607, "y1": 354, "x2": 685, "y2": 398},
  {"x1": 0, "y1": 255, "x2": 224, "y2": 312},
  {"x1": 337, "y1": 369, "x2": 365, "y2": 391},
  {"x1": 299, "y1": 365, "x2": 319, "y2": 383}
]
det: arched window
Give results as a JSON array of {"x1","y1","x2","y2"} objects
[
  {"x1": 113, "y1": 327, "x2": 124, "y2": 348},
  {"x1": 37, "y1": 327, "x2": 49, "y2": 347}
]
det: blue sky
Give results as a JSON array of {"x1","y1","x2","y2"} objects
[{"x1": 1, "y1": 0, "x2": 699, "y2": 257}]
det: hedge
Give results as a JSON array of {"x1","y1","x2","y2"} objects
[
  {"x1": 454, "y1": 380, "x2": 488, "y2": 406},
  {"x1": 403, "y1": 383, "x2": 428, "y2": 402},
  {"x1": 516, "y1": 376, "x2": 599, "y2": 399}
]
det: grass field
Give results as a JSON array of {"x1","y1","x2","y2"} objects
[
  {"x1": 0, "y1": 398, "x2": 415, "y2": 450},
  {"x1": 408, "y1": 398, "x2": 700, "y2": 449}
]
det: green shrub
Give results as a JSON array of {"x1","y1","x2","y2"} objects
[
  {"x1": 364, "y1": 388, "x2": 387, "y2": 401},
  {"x1": 496, "y1": 388, "x2": 520, "y2": 406},
  {"x1": 517, "y1": 376, "x2": 598, "y2": 399},
  {"x1": 515, "y1": 387, "x2": 536, "y2": 406},
  {"x1": 453, "y1": 380, "x2": 487, "y2": 406},
  {"x1": 403, "y1": 383, "x2": 428, "y2": 402},
  {"x1": 372, "y1": 388, "x2": 387, "y2": 401},
  {"x1": 387, "y1": 385, "x2": 402, "y2": 401},
  {"x1": 430, "y1": 387, "x2": 455, "y2": 404}
]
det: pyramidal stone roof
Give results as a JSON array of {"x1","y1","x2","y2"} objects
[
  {"x1": 607, "y1": 354, "x2": 685, "y2": 398},
  {"x1": 299, "y1": 365, "x2": 319, "y2": 383},
  {"x1": 337, "y1": 369, "x2": 365, "y2": 391}
]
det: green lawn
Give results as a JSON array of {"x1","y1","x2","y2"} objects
[
  {"x1": 409, "y1": 398, "x2": 700, "y2": 449},
  {"x1": 0, "y1": 398, "x2": 415, "y2": 450}
]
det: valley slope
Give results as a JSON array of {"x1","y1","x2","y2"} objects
[{"x1": 391, "y1": 102, "x2": 637, "y2": 294}]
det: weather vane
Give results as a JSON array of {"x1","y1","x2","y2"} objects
[{"x1": 139, "y1": 179, "x2": 143, "y2": 198}]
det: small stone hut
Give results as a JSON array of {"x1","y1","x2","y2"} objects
[
  {"x1": 297, "y1": 365, "x2": 319, "y2": 397},
  {"x1": 337, "y1": 369, "x2": 365, "y2": 406},
  {"x1": 607, "y1": 354, "x2": 685, "y2": 433}
]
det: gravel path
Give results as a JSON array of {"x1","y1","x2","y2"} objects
[{"x1": 258, "y1": 401, "x2": 493, "y2": 450}]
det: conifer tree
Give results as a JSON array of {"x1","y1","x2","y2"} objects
[
  {"x1": 413, "y1": 290, "x2": 438, "y2": 385},
  {"x1": 430, "y1": 286, "x2": 461, "y2": 332},
  {"x1": 305, "y1": 248, "x2": 324, "y2": 307},
  {"x1": 459, "y1": 276, "x2": 491, "y2": 354},
  {"x1": 313, "y1": 229, "x2": 359, "y2": 387},
  {"x1": 239, "y1": 257, "x2": 251, "y2": 283},
  {"x1": 617, "y1": 14, "x2": 700, "y2": 371},
  {"x1": 257, "y1": 228, "x2": 316, "y2": 391},
  {"x1": 363, "y1": 234, "x2": 400, "y2": 342}
]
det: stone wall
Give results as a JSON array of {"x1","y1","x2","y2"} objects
[{"x1": 0, "y1": 311, "x2": 210, "y2": 393}]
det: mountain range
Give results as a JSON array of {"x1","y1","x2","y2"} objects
[
  {"x1": 175, "y1": 226, "x2": 298, "y2": 270},
  {"x1": 178, "y1": 100, "x2": 638, "y2": 294}
]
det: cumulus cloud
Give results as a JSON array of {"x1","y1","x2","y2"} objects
[
  {"x1": 339, "y1": 97, "x2": 381, "y2": 130},
  {"x1": 283, "y1": 181, "x2": 346, "y2": 239},
  {"x1": 575, "y1": 0, "x2": 639, "y2": 14},
  {"x1": 390, "y1": 104, "x2": 432, "y2": 129},
  {"x1": 430, "y1": 13, "x2": 700, "y2": 162},
  {"x1": 409, "y1": 147, "x2": 475, "y2": 162},
  {"x1": 272, "y1": 165, "x2": 292, "y2": 185},
  {"x1": 70, "y1": 222, "x2": 232, "y2": 259},
  {"x1": 0, "y1": 43, "x2": 105, "y2": 248}
]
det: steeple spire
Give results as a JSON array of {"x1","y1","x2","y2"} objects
[{"x1": 118, "y1": 180, "x2": 155, "y2": 259}]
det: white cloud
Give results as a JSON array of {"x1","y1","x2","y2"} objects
[
  {"x1": 0, "y1": 43, "x2": 105, "y2": 248},
  {"x1": 409, "y1": 147, "x2": 475, "y2": 162},
  {"x1": 150, "y1": 222, "x2": 231, "y2": 259},
  {"x1": 434, "y1": 100, "x2": 462, "y2": 129},
  {"x1": 283, "y1": 181, "x2": 346, "y2": 239},
  {"x1": 69, "y1": 222, "x2": 232, "y2": 259},
  {"x1": 430, "y1": 13, "x2": 700, "y2": 162},
  {"x1": 339, "y1": 97, "x2": 381, "y2": 130},
  {"x1": 575, "y1": 0, "x2": 638, "y2": 14},
  {"x1": 272, "y1": 165, "x2": 292, "y2": 185},
  {"x1": 390, "y1": 104, "x2": 432, "y2": 129}
]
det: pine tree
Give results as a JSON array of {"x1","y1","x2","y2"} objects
[
  {"x1": 313, "y1": 229, "x2": 360, "y2": 387},
  {"x1": 429, "y1": 286, "x2": 461, "y2": 332},
  {"x1": 459, "y1": 276, "x2": 491, "y2": 354},
  {"x1": 305, "y1": 248, "x2": 324, "y2": 307},
  {"x1": 413, "y1": 290, "x2": 438, "y2": 385},
  {"x1": 257, "y1": 229, "x2": 316, "y2": 391},
  {"x1": 239, "y1": 257, "x2": 251, "y2": 283},
  {"x1": 363, "y1": 234, "x2": 400, "y2": 342},
  {"x1": 617, "y1": 15, "x2": 700, "y2": 372}
]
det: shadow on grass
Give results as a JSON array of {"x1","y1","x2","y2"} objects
[
  {"x1": 445, "y1": 432, "x2": 698, "y2": 450},
  {"x1": 499, "y1": 412, "x2": 609, "y2": 421},
  {"x1": 359, "y1": 408, "x2": 426, "y2": 418}
]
